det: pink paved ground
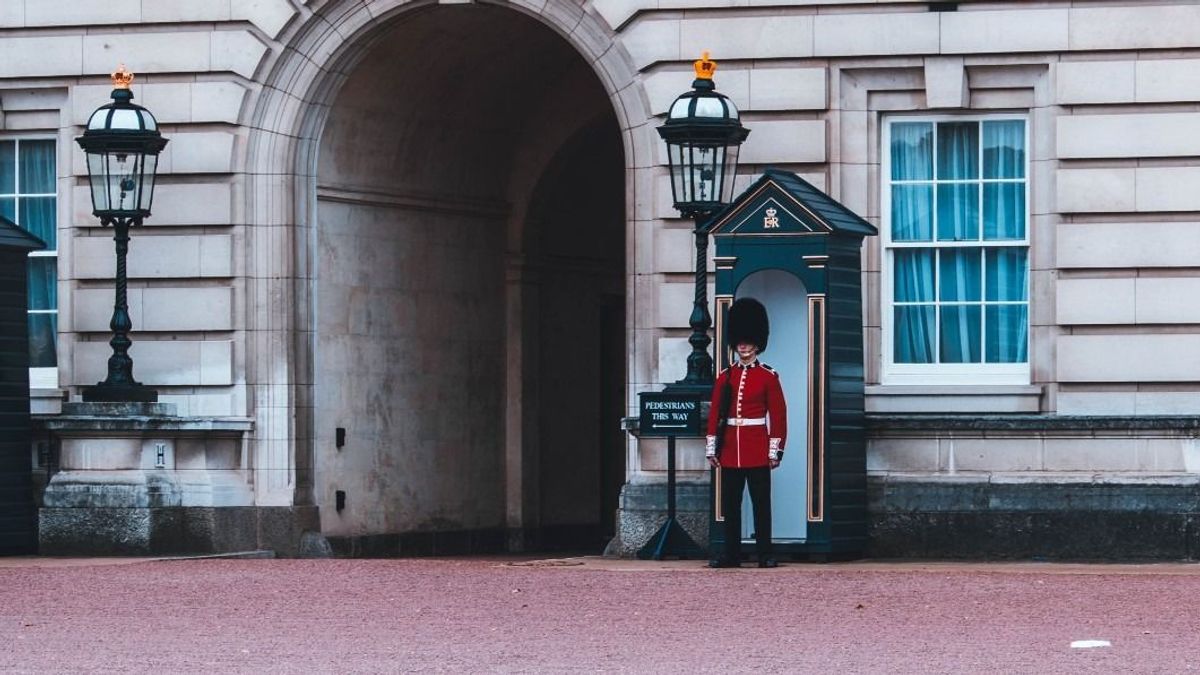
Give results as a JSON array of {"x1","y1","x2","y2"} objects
[{"x1": 2, "y1": 557, "x2": 1198, "y2": 673}]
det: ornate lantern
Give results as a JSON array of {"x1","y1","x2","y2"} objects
[{"x1": 76, "y1": 66, "x2": 169, "y2": 402}]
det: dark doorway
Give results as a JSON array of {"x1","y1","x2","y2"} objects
[
  {"x1": 527, "y1": 118, "x2": 626, "y2": 552},
  {"x1": 312, "y1": 4, "x2": 626, "y2": 553}
]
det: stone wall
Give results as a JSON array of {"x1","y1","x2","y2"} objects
[{"x1": 7, "y1": 0, "x2": 1200, "y2": 555}]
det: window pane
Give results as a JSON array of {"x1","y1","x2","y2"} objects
[
  {"x1": 891, "y1": 122, "x2": 933, "y2": 180},
  {"x1": 940, "y1": 305, "x2": 981, "y2": 363},
  {"x1": 894, "y1": 306, "x2": 935, "y2": 364},
  {"x1": 936, "y1": 122, "x2": 979, "y2": 180},
  {"x1": 891, "y1": 185, "x2": 933, "y2": 241},
  {"x1": 18, "y1": 197, "x2": 55, "y2": 248},
  {"x1": 27, "y1": 257, "x2": 56, "y2": 311},
  {"x1": 986, "y1": 305, "x2": 1028, "y2": 363},
  {"x1": 18, "y1": 140, "x2": 55, "y2": 193},
  {"x1": 894, "y1": 249, "x2": 934, "y2": 302},
  {"x1": 939, "y1": 248, "x2": 982, "y2": 302},
  {"x1": 0, "y1": 197, "x2": 14, "y2": 222},
  {"x1": 0, "y1": 140, "x2": 13, "y2": 194},
  {"x1": 937, "y1": 183, "x2": 980, "y2": 241},
  {"x1": 985, "y1": 248, "x2": 1028, "y2": 302},
  {"x1": 28, "y1": 312, "x2": 56, "y2": 368},
  {"x1": 983, "y1": 183, "x2": 1025, "y2": 240},
  {"x1": 983, "y1": 120, "x2": 1025, "y2": 179}
]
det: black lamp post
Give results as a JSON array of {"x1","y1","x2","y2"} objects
[
  {"x1": 634, "y1": 53, "x2": 749, "y2": 561},
  {"x1": 76, "y1": 65, "x2": 168, "y2": 403},
  {"x1": 657, "y1": 52, "x2": 749, "y2": 393}
]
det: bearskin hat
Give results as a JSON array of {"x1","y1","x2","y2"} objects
[{"x1": 727, "y1": 297, "x2": 770, "y2": 354}]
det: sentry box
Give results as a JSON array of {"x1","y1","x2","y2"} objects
[{"x1": 707, "y1": 169, "x2": 877, "y2": 561}]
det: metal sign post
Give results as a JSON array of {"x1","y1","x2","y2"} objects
[{"x1": 636, "y1": 392, "x2": 707, "y2": 560}]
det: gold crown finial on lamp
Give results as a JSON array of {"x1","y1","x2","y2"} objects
[
  {"x1": 693, "y1": 51, "x2": 716, "y2": 80},
  {"x1": 111, "y1": 64, "x2": 134, "y2": 90}
]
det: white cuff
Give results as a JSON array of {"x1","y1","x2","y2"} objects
[
  {"x1": 769, "y1": 438, "x2": 782, "y2": 452},
  {"x1": 705, "y1": 435, "x2": 717, "y2": 456}
]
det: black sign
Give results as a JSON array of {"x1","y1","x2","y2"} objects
[{"x1": 638, "y1": 392, "x2": 703, "y2": 437}]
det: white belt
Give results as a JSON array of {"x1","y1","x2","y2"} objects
[{"x1": 728, "y1": 417, "x2": 766, "y2": 427}]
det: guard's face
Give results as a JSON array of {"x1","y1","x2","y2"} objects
[{"x1": 736, "y1": 342, "x2": 759, "y2": 361}]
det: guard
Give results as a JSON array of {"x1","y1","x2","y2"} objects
[{"x1": 706, "y1": 297, "x2": 787, "y2": 568}]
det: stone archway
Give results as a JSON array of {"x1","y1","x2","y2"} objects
[{"x1": 241, "y1": 0, "x2": 644, "y2": 552}]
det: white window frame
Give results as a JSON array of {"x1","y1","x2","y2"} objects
[
  {"x1": 0, "y1": 135, "x2": 59, "y2": 389},
  {"x1": 881, "y1": 113, "x2": 1031, "y2": 386}
]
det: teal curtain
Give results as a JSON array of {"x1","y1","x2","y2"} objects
[
  {"x1": 894, "y1": 250, "x2": 935, "y2": 363},
  {"x1": 891, "y1": 122, "x2": 932, "y2": 181},
  {"x1": 985, "y1": 248, "x2": 1028, "y2": 363},
  {"x1": 986, "y1": 306, "x2": 1027, "y2": 364},
  {"x1": 983, "y1": 121, "x2": 1025, "y2": 179},
  {"x1": 891, "y1": 119, "x2": 1028, "y2": 367},
  {"x1": 983, "y1": 183, "x2": 1024, "y2": 240},
  {"x1": 3, "y1": 140, "x2": 58, "y2": 368},
  {"x1": 20, "y1": 196, "x2": 55, "y2": 247},
  {"x1": 936, "y1": 123, "x2": 984, "y2": 363},
  {"x1": 28, "y1": 313, "x2": 56, "y2": 368},
  {"x1": 0, "y1": 141, "x2": 13, "y2": 194},
  {"x1": 892, "y1": 185, "x2": 932, "y2": 242},
  {"x1": 936, "y1": 122, "x2": 978, "y2": 180},
  {"x1": 19, "y1": 140, "x2": 55, "y2": 193},
  {"x1": 983, "y1": 121, "x2": 1025, "y2": 240},
  {"x1": 937, "y1": 183, "x2": 979, "y2": 241},
  {"x1": 891, "y1": 123, "x2": 936, "y2": 362},
  {"x1": 939, "y1": 248, "x2": 982, "y2": 363}
]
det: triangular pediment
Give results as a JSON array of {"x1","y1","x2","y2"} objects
[
  {"x1": 709, "y1": 169, "x2": 877, "y2": 238},
  {"x1": 721, "y1": 194, "x2": 828, "y2": 235}
]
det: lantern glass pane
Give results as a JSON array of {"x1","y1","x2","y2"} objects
[
  {"x1": 715, "y1": 142, "x2": 734, "y2": 204},
  {"x1": 86, "y1": 152, "x2": 107, "y2": 212},
  {"x1": 686, "y1": 142, "x2": 696, "y2": 204},
  {"x1": 139, "y1": 154, "x2": 158, "y2": 213},
  {"x1": 107, "y1": 150, "x2": 141, "y2": 212},
  {"x1": 87, "y1": 109, "x2": 109, "y2": 131},
  {"x1": 710, "y1": 146, "x2": 726, "y2": 205},
  {"x1": 687, "y1": 145, "x2": 701, "y2": 203},
  {"x1": 696, "y1": 144, "x2": 710, "y2": 201},
  {"x1": 667, "y1": 142, "x2": 684, "y2": 207},
  {"x1": 110, "y1": 108, "x2": 142, "y2": 131},
  {"x1": 669, "y1": 98, "x2": 691, "y2": 120},
  {"x1": 710, "y1": 144, "x2": 729, "y2": 201},
  {"x1": 693, "y1": 97, "x2": 724, "y2": 118}
]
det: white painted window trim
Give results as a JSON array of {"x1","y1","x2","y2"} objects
[
  {"x1": 0, "y1": 134, "x2": 59, "y2": 389},
  {"x1": 880, "y1": 113, "x2": 1031, "y2": 386}
]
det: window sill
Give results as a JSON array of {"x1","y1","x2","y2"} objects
[{"x1": 865, "y1": 384, "x2": 1043, "y2": 414}]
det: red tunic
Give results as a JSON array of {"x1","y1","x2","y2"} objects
[{"x1": 705, "y1": 360, "x2": 788, "y2": 468}]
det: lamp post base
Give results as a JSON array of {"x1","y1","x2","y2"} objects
[
  {"x1": 636, "y1": 516, "x2": 706, "y2": 560},
  {"x1": 82, "y1": 382, "x2": 158, "y2": 403}
]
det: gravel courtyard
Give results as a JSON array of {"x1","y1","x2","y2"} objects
[{"x1": 1, "y1": 556, "x2": 1197, "y2": 673}]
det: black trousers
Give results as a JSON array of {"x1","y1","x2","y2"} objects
[{"x1": 720, "y1": 466, "x2": 772, "y2": 561}]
